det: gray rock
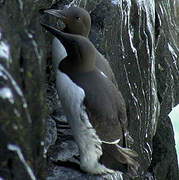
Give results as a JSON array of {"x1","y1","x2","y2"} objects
[
  {"x1": 46, "y1": 0, "x2": 179, "y2": 179},
  {"x1": 0, "y1": 0, "x2": 50, "y2": 179},
  {"x1": 0, "y1": 0, "x2": 178, "y2": 180}
]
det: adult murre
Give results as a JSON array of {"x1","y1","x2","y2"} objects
[
  {"x1": 40, "y1": 22, "x2": 139, "y2": 176},
  {"x1": 43, "y1": 6, "x2": 118, "y2": 87}
]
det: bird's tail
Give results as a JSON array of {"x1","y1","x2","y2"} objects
[{"x1": 115, "y1": 144, "x2": 139, "y2": 177}]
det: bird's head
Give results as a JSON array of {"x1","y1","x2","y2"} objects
[{"x1": 44, "y1": 7, "x2": 91, "y2": 37}]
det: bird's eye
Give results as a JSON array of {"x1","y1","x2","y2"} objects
[{"x1": 75, "y1": 17, "x2": 80, "y2": 20}]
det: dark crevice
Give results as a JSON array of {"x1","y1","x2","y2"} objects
[
  {"x1": 0, "y1": 0, "x2": 5, "y2": 8},
  {"x1": 155, "y1": 11, "x2": 160, "y2": 46},
  {"x1": 7, "y1": 158, "x2": 14, "y2": 179},
  {"x1": 54, "y1": 120, "x2": 69, "y2": 126},
  {"x1": 56, "y1": 135, "x2": 74, "y2": 143},
  {"x1": 46, "y1": 56, "x2": 53, "y2": 83},
  {"x1": 19, "y1": 48, "x2": 26, "y2": 91},
  {"x1": 56, "y1": 125, "x2": 70, "y2": 129},
  {"x1": 51, "y1": 160, "x2": 85, "y2": 174},
  {"x1": 157, "y1": 92, "x2": 162, "y2": 104}
]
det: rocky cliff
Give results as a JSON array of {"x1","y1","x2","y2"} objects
[{"x1": 0, "y1": 0, "x2": 178, "y2": 180}]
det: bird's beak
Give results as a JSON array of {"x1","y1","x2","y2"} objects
[
  {"x1": 40, "y1": 22, "x2": 61, "y2": 37},
  {"x1": 40, "y1": 22, "x2": 75, "y2": 57},
  {"x1": 44, "y1": 9, "x2": 67, "y2": 22}
]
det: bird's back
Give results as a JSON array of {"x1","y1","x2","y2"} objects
[{"x1": 66, "y1": 68, "x2": 127, "y2": 143}]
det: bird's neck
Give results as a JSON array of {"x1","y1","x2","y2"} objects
[
  {"x1": 59, "y1": 56, "x2": 95, "y2": 74},
  {"x1": 63, "y1": 27, "x2": 89, "y2": 38}
]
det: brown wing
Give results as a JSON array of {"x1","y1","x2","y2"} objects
[
  {"x1": 67, "y1": 68, "x2": 127, "y2": 143},
  {"x1": 67, "y1": 69, "x2": 139, "y2": 175}
]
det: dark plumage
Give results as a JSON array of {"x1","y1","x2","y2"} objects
[{"x1": 44, "y1": 6, "x2": 118, "y2": 87}]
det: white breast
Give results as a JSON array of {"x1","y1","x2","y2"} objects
[{"x1": 52, "y1": 37, "x2": 67, "y2": 72}]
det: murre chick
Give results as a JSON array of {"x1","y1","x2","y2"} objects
[
  {"x1": 41, "y1": 23, "x2": 139, "y2": 176},
  {"x1": 43, "y1": 6, "x2": 118, "y2": 87}
]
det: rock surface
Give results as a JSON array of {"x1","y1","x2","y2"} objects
[
  {"x1": 0, "y1": 0, "x2": 178, "y2": 180},
  {"x1": 0, "y1": 0, "x2": 51, "y2": 179}
]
